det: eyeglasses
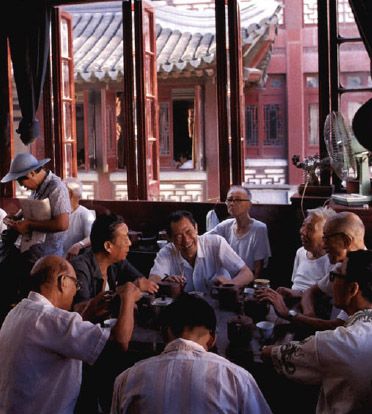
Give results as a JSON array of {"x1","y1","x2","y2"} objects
[
  {"x1": 58, "y1": 273, "x2": 82, "y2": 291},
  {"x1": 322, "y1": 232, "x2": 349, "y2": 242},
  {"x1": 225, "y1": 198, "x2": 250, "y2": 204},
  {"x1": 329, "y1": 271, "x2": 347, "y2": 282}
]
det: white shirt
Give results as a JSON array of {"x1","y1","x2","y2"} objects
[
  {"x1": 111, "y1": 338, "x2": 272, "y2": 414},
  {"x1": 291, "y1": 247, "x2": 332, "y2": 292},
  {"x1": 63, "y1": 205, "x2": 95, "y2": 257},
  {"x1": 149, "y1": 234, "x2": 246, "y2": 293},
  {"x1": 0, "y1": 208, "x2": 7, "y2": 234},
  {"x1": 208, "y1": 218, "x2": 271, "y2": 270},
  {"x1": 0, "y1": 292, "x2": 110, "y2": 414},
  {"x1": 271, "y1": 310, "x2": 372, "y2": 414}
]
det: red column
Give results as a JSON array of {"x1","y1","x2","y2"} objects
[{"x1": 285, "y1": 0, "x2": 305, "y2": 185}]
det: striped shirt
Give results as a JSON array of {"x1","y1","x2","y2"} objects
[{"x1": 111, "y1": 338, "x2": 272, "y2": 414}]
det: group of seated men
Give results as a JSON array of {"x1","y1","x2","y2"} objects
[{"x1": 1, "y1": 155, "x2": 372, "y2": 413}]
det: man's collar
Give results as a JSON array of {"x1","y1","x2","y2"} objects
[
  {"x1": 163, "y1": 337, "x2": 206, "y2": 354},
  {"x1": 28, "y1": 291, "x2": 54, "y2": 306}
]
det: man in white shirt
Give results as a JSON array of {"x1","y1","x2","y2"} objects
[
  {"x1": 149, "y1": 210, "x2": 254, "y2": 293},
  {"x1": 63, "y1": 177, "x2": 95, "y2": 259},
  {"x1": 256, "y1": 211, "x2": 365, "y2": 334},
  {"x1": 208, "y1": 185, "x2": 271, "y2": 277},
  {"x1": 276, "y1": 206, "x2": 336, "y2": 300},
  {"x1": 0, "y1": 254, "x2": 141, "y2": 414},
  {"x1": 261, "y1": 249, "x2": 372, "y2": 414},
  {"x1": 111, "y1": 293, "x2": 272, "y2": 414}
]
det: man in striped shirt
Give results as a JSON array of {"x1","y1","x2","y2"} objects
[{"x1": 111, "y1": 293, "x2": 272, "y2": 414}]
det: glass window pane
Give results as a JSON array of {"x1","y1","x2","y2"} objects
[
  {"x1": 159, "y1": 103, "x2": 170, "y2": 156},
  {"x1": 264, "y1": 104, "x2": 283, "y2": 146},
  {"x1": 63, "y1": 102, "x2": 72, "y2": 141},
  {"x1": 62, "y1": 60, "x2": 70, "y2": 98},
  {"x1": 61, "y1": 19, "x2": 69, "y2": 58},
  {"x1": 341, "y1": 92, "x2": 372, "y2": 127},
  {"x1": 245, "y1": 105, "x2": 258, "y2": 146},
  {"x1": 308, "y1": 103, "x2": 319, "y2": 146}
]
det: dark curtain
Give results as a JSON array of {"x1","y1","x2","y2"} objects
[
  {"x1": 0, "y1": 0, "x2": 51, "y2": 145},
  {"x1": 348, "y1": 0, "x2": 372, "y2": 71}
]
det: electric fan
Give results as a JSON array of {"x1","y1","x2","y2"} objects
[{"x1": 324, "y1": 111, "x2": 372, "y2": 206}]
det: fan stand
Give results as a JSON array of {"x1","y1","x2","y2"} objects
[{"x1": 331, "y1": 152, "x2": 372, "y2": 206}]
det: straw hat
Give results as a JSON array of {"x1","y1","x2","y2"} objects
[{"x1": 1, "y1": 153, "x2": 50, "y2": 183}]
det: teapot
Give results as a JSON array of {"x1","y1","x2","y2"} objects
[
  {"x1": 211, "y1": 283, "x2": 241, "y2": 312},
  {"x1": 157, "y1": 279, "x2": 185, "y2": 299},
  {"x1": 227, "y1": 314, "x2": 255, "y2": 345}
]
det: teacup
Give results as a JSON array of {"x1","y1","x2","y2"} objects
[
  {"x1": 157, "y1": 240, "x2": 168, "y2": 250},
  {"x1": 256, "y1": 321, "x2": 274, "y2": 340}
]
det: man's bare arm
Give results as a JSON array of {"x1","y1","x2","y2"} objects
[
  {"x1": 14, "y1": 212, "x2": 69, "y2": 234},
  {"x1": 301, "y1": 284, "x2": 322, "y2": 316}
]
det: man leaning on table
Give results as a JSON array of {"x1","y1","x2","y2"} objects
[
  {"x1": 256, "y1": 211, "x2": 365, "y2": 334},
  {"x1": 111, "y1": 293, "x2": 272, "y2": 414},
  {"x1": 261, "y1": 249, "x2": 372, "y2": 414},
  {"x1": 0, "y1": 255, "x2": 141, "y2": 414},
  {"x1": 149, "y1": 210, "x2": 254, "y2": 293}
]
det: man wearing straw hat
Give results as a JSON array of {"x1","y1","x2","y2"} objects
[{"x1": 0, "y1": 153, "x2": 70, "y2": 300}]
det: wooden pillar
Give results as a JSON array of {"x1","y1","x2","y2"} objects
[
  {"x1": 228, "y1": 0, "x2": 243, "y2": 186},
  {"x1": 134, "y1": 1, "x2": 147, "y2": 200},
  {"x1": 122, "y1": 1, "x2": 137, "y2": 200},
  {"x1": 0, "y1": 40, "x2": 13, "y2": 197},
  {"x1": 285, "y1": 0, "x2": 305, "y2": 185},
  {"x1": 317, "y1": 0, "x2": 331, "y2": 186},
  {"x1": 215, "y1": 0, "x2": 230, "y2": 201}
]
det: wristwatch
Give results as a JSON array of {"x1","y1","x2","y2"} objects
[
  {"x1": 287, "y1": 309, "x2": 298, "y2": 321},
  {"x1": 78, "y1": 241, "x2": 85, "y2": 248}
]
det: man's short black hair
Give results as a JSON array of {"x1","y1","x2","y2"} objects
[
  {"x1": 166, "y1": 210, "x2": 197, "y2": 237},
  {"x1": 90, "y1": 213, "x2": 125, "y2": 253},
  {"x1": 160, "y1": 293, "x2": 217, "y2": 338},
  {"x1": 346, "y1": 250, "x2": 372, "y2": 303}
]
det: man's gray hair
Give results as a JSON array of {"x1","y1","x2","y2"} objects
[
  {"x1": 307, "y1": 206, "x2": 336, "y2": 222},
  {"x1": 64, "y1": 177, "x2": 83, "y2": 199},
  {"x1": 228, "y1": 185, "x2": 252, "y2": 200}
]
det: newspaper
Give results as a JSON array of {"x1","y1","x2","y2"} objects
[{"x1": 15, "y1": 198, "x2": 52, "y2": 253}]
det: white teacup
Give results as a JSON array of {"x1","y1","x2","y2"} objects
[
  {"x1": 157, "y1": 240, "x2": 168, "y2": 249},
  {"x1": 256, "y1": 321, "x2": 274, "y2": 339},
  {"x1": 103, "y1": 318, "x2": 117, "y2": 329}
]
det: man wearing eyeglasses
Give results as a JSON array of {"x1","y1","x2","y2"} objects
[
  {"x1": 207, "y1": 185, "x2": 271, "y2": 278},
  {"x1": 261, "y1": 249, "x2": 372, "y2": 413},
  {"x1": 256, "y1": 212, "x2": 366, "y2": 334},
  {"x1": 0, "y1": 254, "x2": 141, "y2": 414}
]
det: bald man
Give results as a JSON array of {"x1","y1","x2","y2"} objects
[
  {"x1": 256, "y1": 212, "x2": 366, "y2": 334},
  {"x1": 0, "y1": 255, "x2": 141, "y2": 414}
]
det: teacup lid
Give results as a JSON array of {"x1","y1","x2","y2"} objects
[
  {"x1": 152, "y1": 297, "x2": 173, "y2": 306},
  {"x1": 254, "y1": 278, "x2": 270, "y2": 286}
]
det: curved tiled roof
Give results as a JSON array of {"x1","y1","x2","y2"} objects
[{"x1": 64, "y1": 1, "x2": 281, "y2": 83}]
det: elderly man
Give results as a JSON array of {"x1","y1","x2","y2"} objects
[
  {"x1": 0, "y1": 255, "x2": 141, "y2": 414},
  {"x1": 257, "y1": 211, "x2": 365, "y2": 333},
  {"x1": 276, "y1": 206, "x2": 336, "y2": 301},
  {"x1": 261, "y1": 249, "x2": 372, "y2": 413},
  {"x1": 111, "y1": 293, "x2": 272, "y2": 414},
  {"x1": 149, "y1": 210, "x2": 254, "y2": 293},
  {"x1": 71, "y1": 213, "x2": 158, "y2": 315},
  {"x1": 63, "y1": 177, "x2": 95, "y2": 260},
  {"x1": 208, "y1": 185, "x2": 271, "y2": 277}
]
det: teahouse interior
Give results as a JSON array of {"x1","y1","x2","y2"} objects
[
  {"x1": 1, "y1": 1, "x2": 372, "y2": 411},
  {"x1": 1, "y1": 0, "x2": 372, "y2": 287}
]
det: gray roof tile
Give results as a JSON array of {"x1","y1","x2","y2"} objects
[{"x1": 64, "y1": 1, "x2": 281, "y2": 82}]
